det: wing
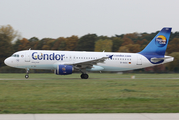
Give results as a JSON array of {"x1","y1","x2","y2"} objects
[{"x1": 69, "y1": 55, "x2": 113, "y2": 70}]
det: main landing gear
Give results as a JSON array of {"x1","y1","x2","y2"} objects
[
  {"x1": 79, "y1": 69, "x2": 89, "y2": 79},
  {"x1": 81, "y1": 73, "x2": 89, "y2": 79},
  {"x1": 25, "y1": 68, "x2": 29, "y2": 79}
]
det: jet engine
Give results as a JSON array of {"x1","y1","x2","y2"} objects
[{"x1": 55, "y1": 65, "x2": 73, "y2": 75}]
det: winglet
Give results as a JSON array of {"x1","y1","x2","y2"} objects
[{"x1": 109, "y1": 55, "x2": 113, "y2": 60}]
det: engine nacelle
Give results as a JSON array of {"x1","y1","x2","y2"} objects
[{"x1": 55, "y1": 65, "x2": 73, "y2": 75}]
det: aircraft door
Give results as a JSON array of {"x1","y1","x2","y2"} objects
[
  {"x1": 137, "y1": 55, "x2": 142, "y2": 65},
  {"x1": 25, "y1": 51, "x2": 30, "y2": 62}
]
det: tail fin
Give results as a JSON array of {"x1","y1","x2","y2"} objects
[{"x1": 139, "y1": 27, "x2": 172, "y2": 64}]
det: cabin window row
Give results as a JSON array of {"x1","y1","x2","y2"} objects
[
  {"x1": 60, "y1": 56, "x2": 131, "y2": 61},
  {"x1": 59, "y1": 57, "x2": 99, "y2": 59},
  {"x1": 110, "y1": 58, "x2": 131, "y2": 61}
]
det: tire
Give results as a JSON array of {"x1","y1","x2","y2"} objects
[
  {"x1": 25, "y1": 75, "x2": 29, "y2": 79},
  {"x1": 81, "y1": 74, "x2": 89, "y2": 79}
]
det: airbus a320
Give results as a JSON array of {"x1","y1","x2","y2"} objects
[{"x1": 4, "y1": 28, "x2": 174, "y2": 79}]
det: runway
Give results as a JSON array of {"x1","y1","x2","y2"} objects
[
  {"x1": 1, "y1": 77, "x2": 179, "y2": 80},
  {"x1": 0, "y1": 114, "x2": 179, "y2": 120}
]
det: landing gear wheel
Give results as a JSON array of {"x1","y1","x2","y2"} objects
[
  {"x1": 81, "y1": 74, "x2": 89, "y2": 79},
  {"x1": 25, "y1": 75, "x2": 29, "y2": 79}
]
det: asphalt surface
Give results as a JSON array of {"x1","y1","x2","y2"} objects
[
  {"x1": 0, "y1": 114, "x2": 179, "y2": 120},
  {"x1": 1, "y1": 77, "x2": 179, "y2": 80}
]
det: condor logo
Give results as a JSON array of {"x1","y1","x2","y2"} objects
[
  {"x1": 155, "y1": 35, "x2": 167, "y2": 47},
  {"x1": 32, "y1": 52, "x2": 65, "y2": 60}
]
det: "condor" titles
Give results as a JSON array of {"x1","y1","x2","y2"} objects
[{"x1": 32, "y1": 52, "x2": 65, "y2": 60}]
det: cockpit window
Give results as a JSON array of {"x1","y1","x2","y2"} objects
[{"x1": 11, "y1": 54, "x2": 19, "y2": 57}]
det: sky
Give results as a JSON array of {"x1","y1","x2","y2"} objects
[{"x1": 0, "y1": 0, "x2": 179, "y2": 39}]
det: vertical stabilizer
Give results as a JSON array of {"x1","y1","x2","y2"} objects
[{"x1": 139, "y1": 27, "x2": 172, "y2": 64}]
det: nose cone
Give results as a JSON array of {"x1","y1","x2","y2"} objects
[
  {"x1": 4, "y1": 57, "x2": 10, "y2": 66},
  {"x1": 4, "y1": 57, "x2": 13, "y2": 67}
]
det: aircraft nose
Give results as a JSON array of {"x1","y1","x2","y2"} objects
[{"x1": 4, "y1": 57, "x2": 11, "y2": 66}]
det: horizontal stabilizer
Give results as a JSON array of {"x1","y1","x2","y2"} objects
[{"x1": 151, "y1": 56, "x2": 173, "y2": 63}]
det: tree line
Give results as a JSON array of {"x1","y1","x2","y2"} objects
[{"x1": 1, "y1": 25, "x2": 179, "y2": 72}]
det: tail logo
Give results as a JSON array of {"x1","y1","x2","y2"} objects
[{"x1": 155, "y1": 35, "x2": 167, "y2": 47}]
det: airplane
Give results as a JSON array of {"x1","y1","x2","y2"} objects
[{"x1": 4, "y1": 27, "x2": 174, "y2": 79}]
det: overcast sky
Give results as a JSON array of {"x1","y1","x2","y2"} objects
[{"x1": 0, "y1": 0, "x2": 179, "y2": 39}]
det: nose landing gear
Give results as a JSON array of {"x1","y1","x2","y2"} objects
[
  {"x1": 25, "y1": 74, "x2": 29, "y2": 79},
  {"x1": 25, "y1": 68, "x2": 29, "y2": 79}
]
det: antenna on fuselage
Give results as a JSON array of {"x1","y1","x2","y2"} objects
[{"x1": 29, "y1": 48, "x2": 31, "y2": 50}]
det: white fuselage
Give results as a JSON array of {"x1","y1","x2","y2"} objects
[{"x1": 4, "y1": 50, "x2": 174, "y2": 72}]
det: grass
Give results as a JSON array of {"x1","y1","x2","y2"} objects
[{"x1": 0, "y1": 73, "x2": 179, "y2": 113}]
